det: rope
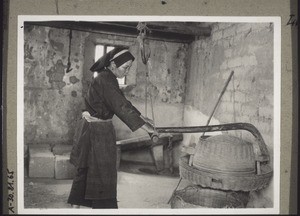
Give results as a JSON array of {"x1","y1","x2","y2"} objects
[{"x1": 137, "y1": 22, "x2": 155, "y2": 121}]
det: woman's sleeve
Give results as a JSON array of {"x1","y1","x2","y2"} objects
[{"x1": 100, "y1": 80, "x2": 145, "y2": 132}]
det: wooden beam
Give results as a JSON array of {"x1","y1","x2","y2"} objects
[
  {"x1": 24, "y1": 21, "x2": 198, "y2": 43},
  {"x1": 102, "y1": 21, "x2": 211, "y2": 36}
]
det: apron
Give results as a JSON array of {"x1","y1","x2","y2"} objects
[{"x1": 68, "y1": 118, "x2": 117, "y2": 206}]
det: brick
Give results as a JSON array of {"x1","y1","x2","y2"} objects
[
  {"x1": 228, "y1": 57, "x2": 242, "y2": 68},
  {"x1": 211, "y1": 23, "x2": 219, "y2": 32},
  {"x1": 222, "y1": 91, "x2": 232, "y2": 102},
  {"x1": 54, "y1": 155, "x2": 77, "y2": 179},
  {"x1": 258, "y1": 106, "x2": 273, "y2": 119},
  {"x1": 212, "y1": 30, "x2": 223, "y2": 41},
  {"x1": 218, "y1": 23, "x2": 233, "y2": 30},
  {"x1": 242, "y1": 55, "x2": 258, "y2": 67},
  {"x1": 29, "y1": 146, "x2": 55, "y2": 178},
  {"x1": 234, "y1": 91, "x2": 247, "y2": 103},
  {"x1": 220, "y1": 61, "x2": 228, "y2": 70},
  {"x1": 52, "y1": 144, "x2": 73, "y2": 155},
  {"x1": 251, "y1": 23, "x2": 269, "y2": 31},
  {"x1": 219, "y1": 113, "x2": 235, "y2": 123},
  {"x1": 233, "y1": 33, "x2": 245, "y2": 44},
  {"x1": 221, "y1": 70, "x2": 233, "y2": 79},
  {"x1": 224, "y1": 49, "x2": 232, "y2": 58},
  {"x1": 223, "y1": 26, "x2": 236, "y2": 38},
  {"x1": 223, "y1": 39, "x2": 230, "y2": 48},
  {"x1": 241, "y1": 104, "x2": 259, "y2": 117},
  {"x1": 256, "y1": 122, "x2": 272, "y2": 134},
  {"x1": 236, "y1": 24, "x2": 252, "y2": 34}
]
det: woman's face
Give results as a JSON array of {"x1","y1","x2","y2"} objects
[{"x1": 113, "y1": 60, "x2": 133, "y2": 78}]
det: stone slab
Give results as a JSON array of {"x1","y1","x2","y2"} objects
[
  {"x1": 52, "y1": 144, "x2": 73, "y2": 155},
  {"x1": 54, "y1": 155, "x2": 77, "y2": 179},
  {"x1": 29, "y1": 146, "x2": 55, "y2": 178}
]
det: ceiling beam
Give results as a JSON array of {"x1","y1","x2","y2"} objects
[
  {"x1": 102, "y1": 21, "x2": 211, "y2": 37},
  {"x1": 24, "y1": 21, "x2": 210, "y2": 43}
]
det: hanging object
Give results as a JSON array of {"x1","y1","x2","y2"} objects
[
  {"x1": 66, "y1": 29, "x2": 73, "y2": 73},
  {"x1": 137, "y1": 22, "x2": 151, "y2": 65},
  {"x1": 136, "y1": 22, "x2": 155, "y2": 123}
]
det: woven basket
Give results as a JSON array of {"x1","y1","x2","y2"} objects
[
  {"x1": 193, "y1": 135, "x2": 256, "y2": 173},
  {"x1": 179, "y1": 156, "x2": 273, "y2": 191},
  {"x1": 170, "y1": 185, "x2": 249, "y2": 208}
]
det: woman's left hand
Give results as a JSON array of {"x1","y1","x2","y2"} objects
[{"x1": 140, "y1": 115, "x2": 155, "y2": 127}]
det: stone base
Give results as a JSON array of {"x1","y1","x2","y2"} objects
[
  {"x1": 29, "y1": 146, "x2": 55, "y2": 178},
  {"x1": 54, "y1": 155, "x2": 77, "y2": 179}
]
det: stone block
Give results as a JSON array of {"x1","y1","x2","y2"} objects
[
  {"x1": 220, "y1": 61, "x2": 228, "y2": 70},
  {"x1": 242, "y1": 55, "x2": 258, "y2": 67},
  {"x1": 228, "y1": 57, "x2": 242, "y2": 68},
  {"x1": 52, "y1": 144, "x2": 73, "y2": 155},
  {"x1": 258, "y1": 106, "x2": 273, "y2": 119},
  {"x1": 218, "y1": 23, "x2": 233, "y2": 30},
  {"x1": 236, "y1": 23, "x2": 252, "y2": 34},
  {"x1": 54, "y1": 155, "x2": 77, "y2": 179},
  {"x1": 224, "y1": 49, "x2": 232, "y2": 58},
  {"x1": 212, "y1": 30, "x2": 223, "y2": 41},
  {"x1": 29, "y1": 146, "x2": 55, "y2": 178},
  {"x1": 234, "y1": 91, "x2": 247, "y2": 103},
  {"x1": 223, "y1": 26, "x2": 236, "y2": 38}
]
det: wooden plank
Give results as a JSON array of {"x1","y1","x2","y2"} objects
[{"x1": 24, "y1": 21, "x2": 197, "y2": 43}]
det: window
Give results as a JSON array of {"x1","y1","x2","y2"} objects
[{"x1": 94, "y1": 44, "x2": 126, "y2": 85}]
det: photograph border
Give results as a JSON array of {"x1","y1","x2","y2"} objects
[
  {"x1": 17, "y1": 15, "x2": 281, "y2": 215},
  {"x1": 2, "y1": 0, "x2": 297, "y2": 215}
]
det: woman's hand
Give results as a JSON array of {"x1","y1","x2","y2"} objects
[
  {"x1": 140, "y1": 115, "x2": 155, "y2": 127},
  {"x1": 141, "y1": 122, "x2": 155, "y2": 133},
  {"x1": 141, "y1": 122, "x2": 159, "y2": 143}
]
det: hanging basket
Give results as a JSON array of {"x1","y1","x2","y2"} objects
[{"x1": 170, "y1": 185, "x2": 249, "y2": 208}]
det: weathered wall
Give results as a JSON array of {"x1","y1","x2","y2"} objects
[
  {"x1": 24, "y1": 25, "x2": 88, "y2": 147},
  {"x1": 184, "y1": 22, "x2": 274, "y2": 207},
  {"x1": 24, "y1": 26, "x2": 188, "y2": 166}
]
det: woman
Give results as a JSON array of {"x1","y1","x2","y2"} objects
[{"x1": 67, "y1": 47, "x2": 155, "y2": 209}]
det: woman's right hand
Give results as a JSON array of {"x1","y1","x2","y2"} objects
[{"x1": 141, "y1": 122, "x2": 159, "y2": 143}]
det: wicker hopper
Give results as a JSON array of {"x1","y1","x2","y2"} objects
[
  {"x1": 180, "y1": 135, "x2": 273, "y2": 191},
  {"x1": 171, "y1": 185, "x2": 250, "y2": 208}
]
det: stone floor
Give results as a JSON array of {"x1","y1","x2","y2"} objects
[{"x1": 24, "y1": 161, "x2": 191, "y2": 209}]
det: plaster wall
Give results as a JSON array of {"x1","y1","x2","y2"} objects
[
  {"x1": 24, "y1": 25, "x2": 89, "y2": 148},
  {"x1": 24, "y1": 26, "x2": 188, "y2": 166},
  {"x1": 184, "y1": 22, "x2": 274, "y2": 207}
]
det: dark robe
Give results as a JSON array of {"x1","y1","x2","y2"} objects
[{"x1": 68, "y1": 68, "x2": 145, "y2": 207}]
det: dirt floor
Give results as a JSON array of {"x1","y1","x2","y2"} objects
[{"x1": 24, "y1": 161, "x2": 191, "y2": 209}]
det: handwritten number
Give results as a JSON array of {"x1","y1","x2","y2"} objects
[
  {"x1": 7, "y1": 194, "x2": 14, "y2": 202},
  {"x1": 7, "y1": 169, "x2": 14, "y2": 179},
  {"x1": 8, "y1": 182, "x2": 14, "y2": 191},
  {"x1": 6, "y1": 168, "x2": 15, "y2": 213},
  {"x1": 287, "y1": 14, "x2": 298, "y2": 26},
  {"x1": 8, "y1": 206, "x2": 15, "y2": 213}
]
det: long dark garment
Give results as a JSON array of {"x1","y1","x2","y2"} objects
[
  {"x1": 68, "y1": 119, "x2": 118, "y2": 208},
  {"x1": 68, "y1": 69, "x2": 145, "y2": 208}
]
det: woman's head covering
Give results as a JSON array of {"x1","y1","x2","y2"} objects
[{"x1": 90, "y1": 47, "x2": 135, "y2": 72}]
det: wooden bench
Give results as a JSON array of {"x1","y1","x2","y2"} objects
[{"x1": 116, "y1": 133, "x2": 183, "y2": 172}]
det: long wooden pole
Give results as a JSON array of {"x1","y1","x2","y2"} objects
[{"x1": 201, "y1": 70, "x2": 234, "y2": 137}]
